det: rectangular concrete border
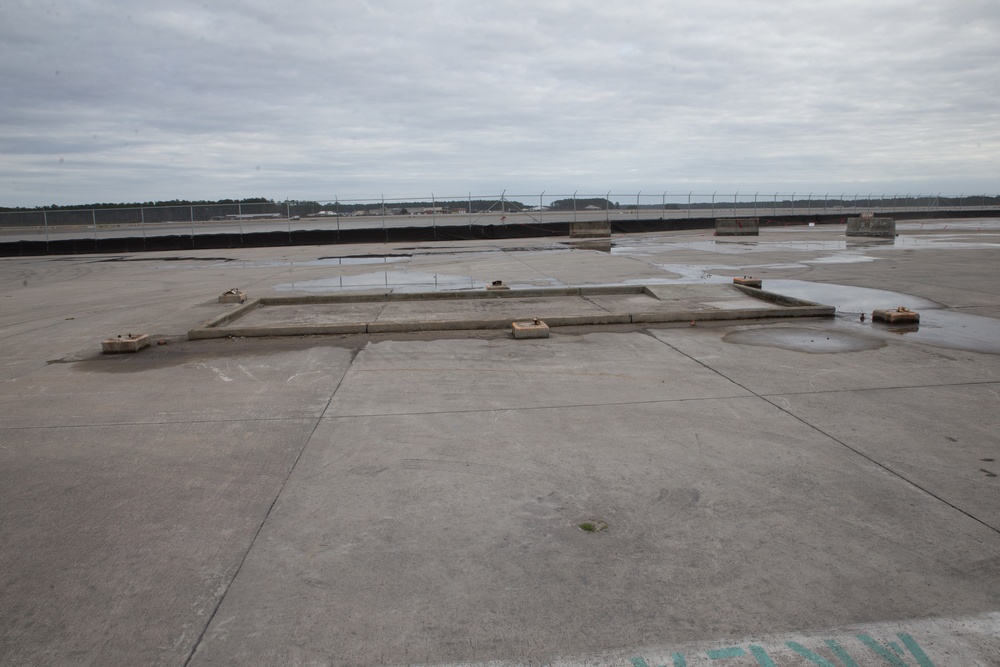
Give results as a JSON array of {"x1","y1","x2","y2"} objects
[{"x1": 188, "y1": 284, "x2": 834, "y2": 339}]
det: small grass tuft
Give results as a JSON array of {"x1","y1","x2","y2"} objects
[{"x1": 579, "y1": 520, "x2": 608, "y2": 533}]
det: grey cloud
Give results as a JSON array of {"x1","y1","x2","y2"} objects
[{"x1": 1, "y1": 0, "x2": 998, "y2": 205}]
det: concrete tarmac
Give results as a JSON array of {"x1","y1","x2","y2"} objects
[{"x1": 1, "y1": 221, "x2": 999, "y2": 666}]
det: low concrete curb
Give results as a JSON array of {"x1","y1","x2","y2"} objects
[{"x1": 188, "y1": 284, "x2": 835, "y2": 340}]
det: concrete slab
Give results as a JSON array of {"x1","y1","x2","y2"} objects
[
  {"x1": 772, "y1": 383, "x2": 1000, "y2": 528},
  {"x1": 322, "y1": 334, "x2": 752, "y2": 417},
  {"x1": 0, "y1": 418, "x2": 319, "y2": 665},
  {"x1": 647, "y1": 321, "x2": 1000, "y2": 395},
  {"x1": 186, "y1": 391, "x2": 1000, "y2": 665},
  {"x1": 0, "y1": 344, "x2": 352, "y2": 429},
  {"x1": 2, "y1": 222, "x2": 1000, "y2": 665}
]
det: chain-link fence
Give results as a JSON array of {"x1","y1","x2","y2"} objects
[{"x1": 2, "y1": 192, "x2": 998, "y2": 244}]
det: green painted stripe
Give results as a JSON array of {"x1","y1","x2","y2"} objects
[
  {"x1": 825, "y1": 639, "x2": 861, "y2": 667},
  {"x1": 787, "y1": 642, "x2": 838, "y2": 667},
  {"x1": 748, "y1": 645, "x2": 777, "y2": 666}
]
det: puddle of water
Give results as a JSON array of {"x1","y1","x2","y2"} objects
[
  {"x1": 240, "y1": 255, "x2": 408, "y2": 268},
  {"x1": 724, "y1": 327, "x2": 885, "y2": 354},
  {"x1": 724, "y1": 280, "x2": 1000, "y2": 355},
  {"x1": 274, "y1": 270, "x2": 485, "y2": 292},
  {"x1": 145, "y1": 255, "x2": 412, "y2": 270},
  {"x1": 892, "y1": 235, "x2": 1000, "y2": 250},
  {"x1": 645, "y1": 263, "x2": 813, "y2": 284},
  {"x1": 762, "y1": 280, "x2": 939, "y2": 314},
  {"x1": 803, "y1": 253, "x2": 876, "y2": 265},
  {"x1": 897, "y1": 219, "x2": 1000, "y2": 232},
  {"x1": 864, "y1": 310, "x2": 1000, "y2": 355},
  {"x1": 660, "y1": 240, "x2": 850, "y2": 255},
  {"x1": 611, "y1": 231, "x2": 1000, "y2": 260},
  {"x1": 565, "y1": 239, "x2": 613, "y2": 253}
]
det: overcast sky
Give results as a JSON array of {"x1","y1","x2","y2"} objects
[{"x1": 2, "y1": 0, "x2": 998, "y2": 207}]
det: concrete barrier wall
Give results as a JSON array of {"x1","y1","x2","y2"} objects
[
  {"x1": 569, "y1": 220, "x2": 611, "y2": 238},
  {"x1": 846, "y1": 217, "x2": 896, "y2": 237},
  {"x1": 715, "y1": 218, "x2": 759, "y2": 236}
]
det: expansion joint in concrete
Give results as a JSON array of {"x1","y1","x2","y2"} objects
[
  {"x1": 181, "y1": 355, "x2": 356, "y2": 666},
  {"x1": 756, "y1": 379, "x2": 1000, "y2": 399},
  {"x1": 648, "y1": 333, "x2": 1000, "y2": 539}
]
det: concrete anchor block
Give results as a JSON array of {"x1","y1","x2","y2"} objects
[
  {"x1": 872, "y1": 307, "x2": 920, "y2": 324},
  {"x1": 102, "y1": 333, "x2": 151, "y2": 354},
  {"x1": 486, "y1": 280, "x2": 510, "y2": 291},
  {"x1": 847, "y1": 217, "x2": 896, "y2": 238},
  {"x1": 569, "y1": 220, "x2": 611, "y2": 238},
  {"x1": 512, "y1": 318, "x2": 550, "y2": 339},
  {"x1": 715, "y1": 218, "x2": 759, "y2": 236},
  {"x1": 219, "y1": 289, "x2": 247, "y2": 304},
  {"x1": 733, "y1": 277, "x2": 762, "y2": 288}
]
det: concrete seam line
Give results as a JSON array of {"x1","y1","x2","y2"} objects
[
  {"x1": 180, "y1": 355, "x2": 355, "y2": 666},
  {"x1": 579, "y1": 294, "x2": 615, "y2": 315},
  {"x1": 320, "y1": 393, "x2": 757, "y2": 420},
  {"x1": 759, "y1": 379, "x2": 1000, "y2": 398},
  {"x1": 651, "y1": 333, "x2": 1000, "y2": 538},
  {"x1": 0, "y1": 416, "x2": 316, "y2": 432}
]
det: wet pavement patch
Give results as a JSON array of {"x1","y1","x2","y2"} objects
[
  {"x1": 274, "y1": 269, "x2": 482, "y2": 292},
  {"x1": 723, "y1": 327, "x2": 885, "y2": 353},
  {"x1": 753, "y1": 280, "x2": 939, "y2": 315}
]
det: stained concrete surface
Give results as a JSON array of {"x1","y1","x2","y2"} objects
[{"x1": 1, "y1": 222, "x2": 1000, "y2": 666}]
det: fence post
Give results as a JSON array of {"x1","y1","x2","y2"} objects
[
  {"x1": 431, "y1": 193, "x2": 437, "y2": 238},
  {"x1": 688, "y1": 191, "x2": 692, "y2": 218},
  {"x1": 661, "y1": 191, "x2": 666, "y2": 219},
  {"x1": 711, "y1": 192, "x2": 715, "y2": 219},
  {"x1": 380, "y1": 195, "x2": 386, "y2": 242},
  {"x1": 92, "y1": 208, "x2": 98, "y2": 241},
  {"x1": 573, "y1": 191, "x2": 577, "y2": 223},
  {"x1": 43, "y1": 210, "x2": 49, "y2": 243}
]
